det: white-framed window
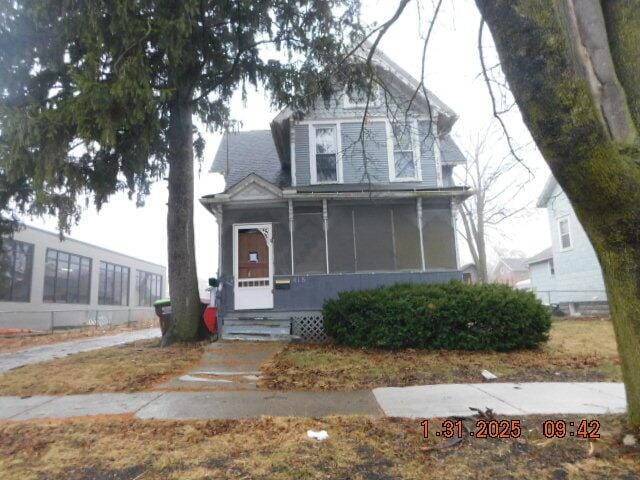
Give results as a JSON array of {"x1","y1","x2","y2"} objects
[
  {"x1": 310, "y1": 124, "x2": 342, "y2": 184},
  {"x1": 387, "y1": 120, "x2": 421, "y2": 181},
  {"x1": 558, "y1": 217, "x2": 572, "y2": 250},
  {"x1": 549, "y1": 258, "x2": 555, "y2": 276}
]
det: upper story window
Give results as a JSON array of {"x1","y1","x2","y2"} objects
[
  {"x1": 558, "y1": 217, "x2": 572, "y2": 250},
  {"x1": 311, "y1": 124, "x2": 341, "y2": 184},
  {"x1": 44, "y1": 248, "x2": 92, "y2": 304},
  {"x1": 136, "y1": 270, "x2": 163, "y2": 306},
  {"x1": 99, "y1": 261, "x2": 130, "y2": 306},
  {"x1": 0, "y1": 239, "x2": 34, "y2": 302},
  {"x1": 549, "y1": 258, "x2": 555, "y2": 276},
  {"x1": 389, "y1": 121, "x2": 420, "y2": 181}
]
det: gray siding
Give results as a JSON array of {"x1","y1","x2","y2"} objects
[
  {"x1": 341, "y1": 121, "x2": 389, "y2": 183},
  {"x1": 294, "y1": 120, "x2": 439, "y2": 188},
  {"x1": 418, "y1": 121, "x2": 438, "y2": 187},
  {"x1": 291, "y1": 88, "x2": 445, "y2": 188},
  {"x1": 529, "y1": 260, "x2": 556, "y2": 304},
  {"x1": 538, "y1": 184, "x2": 607, "y2": 304},
  {"x1": 294, "y1": 124, "x2": 310, "y2": 185},
  {"x1": 274, "y1": 271, "x2": 461, "y2": 311},
  {"x1": 220, "y1": 270, "x2": 462, "y2": 314}
]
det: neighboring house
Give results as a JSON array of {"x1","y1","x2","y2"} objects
[
  {"x1": 527, "y1": 176, "x2": 608, "y2": 316},
  {"x1": 491, "y1": 257, "x2": 529, "y2": 286},
  {"x1": 460, "y1": 263, "x2": 479, "y2": 284},
  {"x1": 0, "y1": 225, "x2": 166, "y2": 330},
  {"x1": 200, "y1": 47, "x2": 470, "y2": 340}
]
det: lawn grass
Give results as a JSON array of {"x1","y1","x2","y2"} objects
[
  {"x1": 0, "y1": 415, "x2": 637, "y2": 479},
  {"x1": 0, "y1": 320, "x2": 157, "y2": 353},
  {"x1": 0, "y1": 339, "x2": 203, "y2": 395},
  {"x1": 261, "y1": 319, "x2": 622, "y2": 390}
]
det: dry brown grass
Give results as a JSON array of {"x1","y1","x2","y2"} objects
[
  {"x1": 261, "y1": 319, "x2": 621, "y2": 390},
  {"x1": 0, "y1": 319, "x2": 157, "y2": 353},
  {"x1": 0, "y1": 339, "x2": 203, "y2": 395},
  {"x1": 0, "y1": 415, "x2": 638, "y2": 479}
]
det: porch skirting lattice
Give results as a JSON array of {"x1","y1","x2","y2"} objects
[{"x1": 291, "y1": 313, "x2": 328, "y2": 343}]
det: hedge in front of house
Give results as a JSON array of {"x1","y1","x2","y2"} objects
[{"x1": 322, "y1": 282, "x2": 551, "y2": 351}]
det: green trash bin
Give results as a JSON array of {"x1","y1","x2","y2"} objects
[{"x1": 153, "y1": 299, "x2": 172, "y2": 336}]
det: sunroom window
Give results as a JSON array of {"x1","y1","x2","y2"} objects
[
  {"x1": 314, "y1": 125, "x2": 338, "y2": 182},
  {"x1": 391, "y1": 122, "x2": 417, "y2": 180}
]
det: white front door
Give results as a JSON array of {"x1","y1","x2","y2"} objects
[{"x1": 233, "y1": 223, "x2": 274, "y2": 310}]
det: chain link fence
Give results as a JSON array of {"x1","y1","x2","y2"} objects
[{"x1": 0, "y1": 307, "x2": 156, "y2": 332}]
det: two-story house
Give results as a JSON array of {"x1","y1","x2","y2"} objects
[
  {"x1": 527, "y1": 175, "x2": 608, "y2": 316},
  {"x1": 200, "y1": 49, "x2": 470, "y2": 340}
]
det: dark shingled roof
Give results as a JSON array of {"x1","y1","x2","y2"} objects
[
  {"x1": 500, "y1": 257, "x2": 529, "y2": 272},
  {"x1": 439, "y1": 135, "x2": 466, "y2": 165},
  {"x1": 210, "y1": 130, "x2": 288, "y2": 190},
  {"x1": 527, "y1": 247, "x2": 553, "y2": 265}
]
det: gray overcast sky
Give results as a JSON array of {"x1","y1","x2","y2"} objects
[{"x1": 26, "y1": 0, "x2": 552, "y2": 278}]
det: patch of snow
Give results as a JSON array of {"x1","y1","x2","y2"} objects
[
  {"x1": 178, "y1": 375, "x2": 233, "y2": 383},
  {"x1": 623, "y1": 434, "x2": 637, "y2": 446},
  {"x1": 307, "y1": 430, "x2": 329, "y2": 441},
  {"x1": 481, "y1": 370, "x2": 498, "y2": 381}
]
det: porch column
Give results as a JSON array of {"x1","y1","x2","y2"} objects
[
  {"x1": 323, "y1": 199, "x2": 329, "y2": 274},
  {"x1": 216, "y1": 207, "x2": 223, "y2": 278},
  {"x1": 417, "y1": 198, "x2": 426, "y2": 271},
  {"x1": 289, "y1": 199, "x2": 295, "y2": 275}
]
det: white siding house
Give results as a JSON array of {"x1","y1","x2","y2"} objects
[
  {"x1": 0, "y1": 225, "x2": 167, "y2": 330},
  {"x1": 528, "y1": 177, "x2": 608, "y2": 315}
]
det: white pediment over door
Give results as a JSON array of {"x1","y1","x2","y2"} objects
[{"x1": 227, "y1": 175, "x2": 283, "y2": 202}]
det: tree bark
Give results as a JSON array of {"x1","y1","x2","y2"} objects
[
  {"x1": 164, "y1": 93, "x2": 202, "y2": 345},
  {"x1": 476, "y1": 0, "x2": 640, "y2": 427}
]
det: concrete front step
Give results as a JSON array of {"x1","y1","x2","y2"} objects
[
  {"x1": 223, "y1": 324, "x2": 291, "y2": 335},
  {"x1": 224, "y1": 318, "x2": 291, "y2": 327},
  {"x1": 221, "y1": 333, "x2": 301, "y2": 342},
  {"x1": 221, "y1": 316, "x2": 293, "y2": 341}
]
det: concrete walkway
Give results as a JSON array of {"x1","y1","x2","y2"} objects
[
  {"x1": 158, "y1": 341, "x2": 283, "y2": 391},
  {"x1": 0, "y1": 382, "x2": 626, "y2": 421},
  {"x1": 0, "y1": 328, "x2": 161, "y2": 374}
]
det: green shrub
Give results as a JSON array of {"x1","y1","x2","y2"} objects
[{"x1": 323, "y1": 281, "x2": 551, "y2": 351}]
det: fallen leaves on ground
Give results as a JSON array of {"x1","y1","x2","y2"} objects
[
  {"x1": 0, "y1": 339, "x2": 204, "y2": 395},
  {"x1": 0, "y1": 415, "x2": 638, "y2": 479},
  {"x1": 0, "y1": 320, "x2": 157, "y2": 353},
  {"x1": 261, "y1": 319, "x2": 621, "y2": 390}
]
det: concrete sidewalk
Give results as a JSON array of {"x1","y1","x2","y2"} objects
[
  {"x1": 0, "y1": 382, "x2": 626, "y2": 421},
  {"x1": 0, "y1": 328, "x2": 161, "y2": 374},
  {"x1": 372, "y1": 382, "x2": 627, "y2": 418}
]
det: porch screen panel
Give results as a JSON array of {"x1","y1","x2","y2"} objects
[
  {"x1": 391, "y1": 203, "x2": 422, "y2": 270},
  {"x1": 293, "y1": 205, "x2": 326, "y2": 274},
  {"x1": 353, "y1": 206, "x2": 395, "y2": 271},
  {"x1": 421, "y1": 206, "x2": 457, "y2": 269},
  {"x1": 327, "y1": 204, "x2": 355, "y2": 273}
]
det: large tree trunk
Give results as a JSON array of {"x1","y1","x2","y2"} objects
[
  {"x1": 476, "y1": 0, "x2": 640, "y2": 427},
  {"x1": 164, "y1": 94, "x2": 202, "y2": 344}
]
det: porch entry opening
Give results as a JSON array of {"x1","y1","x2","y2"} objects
[{"x1": 233, "y1": 224, "x2": 274, "y2": 310}]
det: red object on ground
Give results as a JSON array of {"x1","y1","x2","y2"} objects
[
  {"x1": 203, "y1": 306, "x2": 218, "y2": 334},
  {"x1": 0, "y1": 329, "x2": 33, "y2": 335}
]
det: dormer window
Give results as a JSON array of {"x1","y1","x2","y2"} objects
[
  {"x1": 388, "y1": 121, "x2": 421, "y2": 181},
  {"x1": 310, "y1": 124, "x2": 342, "y2": 184}
]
